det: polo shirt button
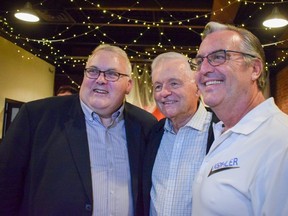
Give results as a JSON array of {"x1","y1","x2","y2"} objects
[{"x1": 85, "y1": 204, "x2": 92, "y2": 211}]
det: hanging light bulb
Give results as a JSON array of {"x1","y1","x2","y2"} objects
[
  {"x1": 14, "y1": 2, "x2": 40, "y2": 22},
  {"x1": 263, "y1": 7, "x2": 288, "y2": 28}
]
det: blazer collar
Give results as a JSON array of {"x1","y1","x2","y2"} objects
[{"x1": 64, "y1": 95, "x2": 93, "y2": 203}]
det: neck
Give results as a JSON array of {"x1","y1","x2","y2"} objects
[
  {"x1": 171, "y1": 105, "x2": 198, "y2": 133},
  {"x1": 171, "y1": 115, "x2": 193, "y2": 133},
  {"x1": 215, "y1": 91, "x2": 266, "y2": 131}
]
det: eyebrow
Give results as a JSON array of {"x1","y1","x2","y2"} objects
[
  {"x1": 153, "y1": 78, "x2": 181, "y2": 85},
  {"x1": 196, "y1": 49, "x2": 224, "y2": 57},
  {"x1": 87, "y1": 66, "x2": 117, "y2": 71}
]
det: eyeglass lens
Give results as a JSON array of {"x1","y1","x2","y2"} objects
[{"x1": 85, "y1": 68, "x2": 120, "y2": 81}]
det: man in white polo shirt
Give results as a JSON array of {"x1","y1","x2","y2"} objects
[{"x1": 191, "y1": 21, "x2": 288, "y2": 215}]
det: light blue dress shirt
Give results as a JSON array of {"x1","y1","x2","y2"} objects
[
  {"x1": 81, "y1": 101, "x2": 133, "y2": 216},
  {"x1": 150, "y1": 102, "x2": 212, "y2": 216}
]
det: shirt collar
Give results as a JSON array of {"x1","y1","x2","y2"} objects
[
  {"x1": 80, "y1": 99, "x2": 124, "y2": 123},
  {"x1": 164, "y1": 102, "x2": 210, "y2": 133},
  {"x1": 214, "y1": 97, "x2": 276, "y2": 136}
]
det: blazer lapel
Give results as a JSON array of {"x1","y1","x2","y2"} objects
[
  {"x1": 142, "y1": 119, "x2": 165, "y2": 214},
  {"x1": 124, "y1": 111, "x2": 142, "y2": 207},
  {"x1": 64, "y1": 100, "x2": 93, "y2": 203},
  {"x1": 144, "y1": 120, "x2": 165, "y2": 180}
]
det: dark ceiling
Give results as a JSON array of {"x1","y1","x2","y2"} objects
[{"x1": 0, "y1": 0, "x2": 287, "y2": 90}]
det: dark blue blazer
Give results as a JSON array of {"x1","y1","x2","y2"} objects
[
  {"x1": 140, "y1": 109, "x2": 218, "y2": 216},
  {"x1": 0, "y1": 94, "x2": 157, "y2": 216}
]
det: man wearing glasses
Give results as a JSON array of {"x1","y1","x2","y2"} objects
[
  {"x1": 0, "y1": 44, "x2": 157, "y2": 215},
  {"x1": 191, "y1": 22, "x2": 288, "y2": 215}
]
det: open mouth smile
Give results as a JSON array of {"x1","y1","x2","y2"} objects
[
  {"x1": 93, "y1": 89, "x2": 108, "y2": 94},
  {"x1": 205, "y1": 80, "x2": 223, "y2": 86}
]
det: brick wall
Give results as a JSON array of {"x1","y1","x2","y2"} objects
[{"x1": 273, "y1": 66, "x2": 288, "y2": 114}]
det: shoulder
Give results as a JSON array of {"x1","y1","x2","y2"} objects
[
  {"x1": 25, "y1": 94, "x2": 79, "y2": 110},
  {"x1": 268, "y1": 110, "x2": 288, "y2": 136},
  {"x1": 124, "y1": 102, "x2": 158, "y2": 124},
  {"x1": 270, "y1": 100, "x2": 288, "y2": 128},
  {"x1": 152, "y1": 118, "x2": 166, "y2": 132},
  {"x1": 21, "y1": 94, "x2": 81, "y2": 119}
]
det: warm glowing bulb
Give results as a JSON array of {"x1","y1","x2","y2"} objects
[
  {"x1": 15, "y1": 12, "x2": 39, "y2": 22},
  {"x1": 263, "y1": 18, "x2": 288, "y2": 28}
]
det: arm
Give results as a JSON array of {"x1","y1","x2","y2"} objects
[
  {"x1": 0, "y1": 104, "x2": 32, "y2": 215},
  {"x1": 252, "y1": 146, "x2": 288, "y2": 216}
]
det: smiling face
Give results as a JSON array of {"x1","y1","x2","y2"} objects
[
  {"x1": 195, "y1": 30, "x2": 261, "y2": 114},
  {"x1": 152, "y1": 57, "x2": 199, "y2": 127},
  {"x1": 79, "y1": 49, "x2": 132, "y2": 117}
]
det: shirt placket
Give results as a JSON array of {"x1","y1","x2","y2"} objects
[
  {"x1": 106, "y1": 129, "x2": 116, "y2": 216},
  {"x1": 163, "y1": 129, "x2": 184, "y2": 216}
]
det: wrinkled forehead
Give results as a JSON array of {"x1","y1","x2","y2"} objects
[
  {"x1": 86, "y1": 50, "x2": 128, "y2": 72},
  {"x1": 199, "y1": 30, "x2": 241, "y2": 54},
  {"x1": 152, "y1": 58, "x2": 194, "y2": 82},
  {"x1": 153, "y1": 58, "x2": 189, "y2": 74},
  {"x1": 87, "y1": 50, "x2": 119, "y2": 63}
]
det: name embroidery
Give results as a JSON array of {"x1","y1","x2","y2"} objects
[{"x1": 208, "y1": 157, "x2": 239, "y2": 177}]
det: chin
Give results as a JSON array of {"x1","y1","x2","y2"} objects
[
  {"x1": 165, "y1": 112, "x2": 177, "y2": 119},
  {"x1": 203, "y1": 98, "x2": 218, "y2": 108}
]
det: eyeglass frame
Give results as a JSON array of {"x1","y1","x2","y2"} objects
[
  {"x1": 190, "y1": 49, "x2": 258, "y2": 71},
  {"x1": 84, "y1": 67, "x2": 130, "y2": 82}
]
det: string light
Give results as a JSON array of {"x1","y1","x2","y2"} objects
[
  {"x1": 243, "y1": 1, "x2": 288, "y2": 4},
  {"x1": 0, "y1": 0, "x2": 287, "y2": 86}
]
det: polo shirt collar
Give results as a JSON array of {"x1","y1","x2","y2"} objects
[{"x1": 214, "y1": 97, "x2": 276, "y2": 136}]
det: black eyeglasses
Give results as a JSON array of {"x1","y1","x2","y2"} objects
[
  {"x1": 190, "y1": 49, "x2": 257, "y2": 71},
  {"x1": 84, "y1": 68, "x2": 129, "y2": 82}
]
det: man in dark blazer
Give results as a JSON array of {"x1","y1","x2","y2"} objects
[
  {"x1": 139, "y1": 52, "x2": 218, "y2": 216},
  {"x1": 0, "y1": 44, "x2": 157, "y2": 216}
]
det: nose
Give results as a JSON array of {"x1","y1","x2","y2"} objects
[
  {"x1": 95, "y1": 72, "x2": 107, "y2": 83},
  {"x1": 198, "y1": 57, "x2": 214, "y2": 75},
  {"x1": 159, "y1": 85, "x2": 172, "y2": 98}
]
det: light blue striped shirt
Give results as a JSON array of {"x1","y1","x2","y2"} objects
[
  {"x1": 150, "y1": 102, "x2": 212, "y2": 216},
  {"x1": 81, "y1": 100, "x2": 133, "y2": 216}
]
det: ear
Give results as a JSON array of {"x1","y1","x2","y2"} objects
[
  {"x1": 195, "y1": 84, "x2": 201, "y2": 97},
  {"x1": 251, "y1": 59, "x2": 263, "y2": 81},
  {"x1": 125, "y1": 78, "x2": 133, "y2": 94}
]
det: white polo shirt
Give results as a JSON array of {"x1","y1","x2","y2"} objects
[{"x1": 192, "y1": 98, "x2": 288, "y2": 216}]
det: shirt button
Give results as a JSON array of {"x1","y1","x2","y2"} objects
[{"x1": 85, "y1": 204, "x2": 92, "y2": 211}]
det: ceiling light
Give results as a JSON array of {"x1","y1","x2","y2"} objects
[
  {"x1": 14, "y1": 2, "x2": 40, "y2": 22},
  {"x1": 263, "y1": 7, "x2": 288, "y2": 28}
]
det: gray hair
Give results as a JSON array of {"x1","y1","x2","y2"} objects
[
  {"x1": 87, "y1": 44, "x2": 132, "y2": 75},
  {"x1": 202, "y1": 22, "x2": 267, "y2": 91},
  {"x1": 151, "y1": 52, "x2": 193, "y2": 76}
]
